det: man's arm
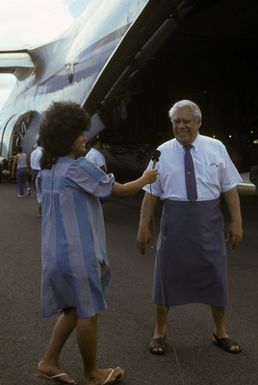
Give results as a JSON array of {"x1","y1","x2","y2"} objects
[
  {"x1": 223, "y1": 187, "x2": 243, "y2": 249},
  {"x1": 137, "y1": 192, "x2": 158, "y2": 255}
]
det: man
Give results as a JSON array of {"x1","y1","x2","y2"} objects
[
  {"x1": 30, "y1": 139, "x2": 43, "y2": 183},
  {"x1": 85, "y1": 136, "x2": 107, "y2": 172},
  {"x1": 137, "y1": 99, "x2": 243, "y2": 355},
  {"x1": 30, "y1": 139, "x2": 43, "y2": 216}
]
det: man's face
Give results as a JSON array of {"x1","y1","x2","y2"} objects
[{"x1": 171, "y1": 107, "x2": 201, "y2": 145}]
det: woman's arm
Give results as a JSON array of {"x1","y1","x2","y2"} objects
[{"x1": 112, "y1": 169, "x2": 158, "y2": 198}]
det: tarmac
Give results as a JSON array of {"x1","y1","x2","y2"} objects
[{"x1": 0, "y1": 181, "x2": 257, "y2": 385}]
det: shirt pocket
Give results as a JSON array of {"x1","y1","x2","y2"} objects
[{"x1": 203, "y1": 162, "x2": 221, "y2": 185}]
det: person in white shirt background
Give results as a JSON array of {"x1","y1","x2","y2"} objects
[
  {"x1": 30, "y1": 139, "x2": 43, "y2": 183},
  {"x1": 137, "y1": 99, "x2": 243, "y2": 355},
  {"x1": 30, "y1": 138, "x2": 43, "y2": 216},
  {"x1": 85, "y1": 136, "x2": 107, "y2": 172}
]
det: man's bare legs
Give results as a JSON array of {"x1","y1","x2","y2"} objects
[
  {"x1": 211, "y1": 306, "x2": 228, "y2": 338},
  {"x1": 211, "y1": 306, "x2": 240, "y2": 352},
  {"x1": 153, "y1": 304, "x2": 169, "y2": 338},
  {"x1": 149, "y1": 304, "x2": 169, "y2": 354},
  {"x1": 150, "y1": 305, "x2": 240, "y2": 354},
  {"x1": 153, "y1": 305, "x2": 230, "y2": 339}
]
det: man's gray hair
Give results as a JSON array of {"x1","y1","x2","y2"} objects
[{"x1": 168, "y1": 100, "x2": 202, "y2": 122}]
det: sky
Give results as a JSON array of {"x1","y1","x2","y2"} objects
[{"x1": 0, "y1": 0, "x2": 88, "y2": 109}]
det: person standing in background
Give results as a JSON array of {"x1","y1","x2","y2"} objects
[
  {"x1": 85, "y1": 136, "x2": 107, "y2": 172},
  {"x1": 30, "y1": 138, "x2": 43, "y2": 184},
  {"x1": 30, "y1": 139, "x2": 43, "y2": 216},
  {"x1": 11, "y1": 145, "x2": 31, "y2": 198}
]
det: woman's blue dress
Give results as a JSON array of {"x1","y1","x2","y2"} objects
[{"x1": 37, "y1": 156, "x2": 114, "y2": 318}]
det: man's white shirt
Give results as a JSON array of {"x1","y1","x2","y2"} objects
[
  {"x1": 85, "y1": 148, "x2": 107, "y2": 169},
  {"x1": 30, "y1": 146, "x2": 43, "y2": 170},
  {"x1": 144, "y1": 134, "x2": 242, "y2": 201}
]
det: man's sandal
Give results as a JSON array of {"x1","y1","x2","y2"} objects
[
  {"x1": 213, "y1": 334, "x2": 241, "y2": 354},
  {"x1": 149, "y1": 335, "x2": 166, "y2": 355}
]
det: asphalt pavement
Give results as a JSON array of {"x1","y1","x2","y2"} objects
[{"x1": 0, "y1": 182, "x2": 257, "y2": 385}]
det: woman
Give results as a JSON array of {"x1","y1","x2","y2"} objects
[
  {"x1": 36, "y1": 101, "x2": 157, "y2": 385},
  {"x1": 11, "y1": 145, "x2": 31, "y2": 197}
]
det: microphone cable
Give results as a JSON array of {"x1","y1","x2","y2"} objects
[{"x1": 149, "y1": 165, "x2": 186, "y2": 385}]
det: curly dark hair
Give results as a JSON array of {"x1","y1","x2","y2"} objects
[{"x1": 39, "y1": 101, "x2": 90, "y2": 169}]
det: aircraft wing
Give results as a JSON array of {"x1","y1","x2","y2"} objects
[
  {"x1": 84, "y1": 0, "x2": 208, "y2": 114},
  {"x1": 0, "y1": 52, "x2": 35, "y2": 75},
  {"x1": 0, "y1": 0, "x2": 221, "y2": 161}
]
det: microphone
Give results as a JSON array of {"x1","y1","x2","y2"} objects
[{"x1": 151, "y1": 149, "x2": 161, "y2": 169}]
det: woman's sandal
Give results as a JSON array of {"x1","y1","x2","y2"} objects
[
  {"x1": 213, "y1": 333, "x2": 241, "y2": 354},
  {"x1": 36, "y1": 370, "x2": 77, "y2": 384},
  {"x1": 101, "y1": 367, "x2": 124, "y2": 385},
  {"x1": 149, "y1": 335, "x2": 166, "y2": 355}
]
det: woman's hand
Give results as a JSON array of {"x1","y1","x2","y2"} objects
[{"x1": 142, "y1": 168, "x2": 158, "y2": 184}]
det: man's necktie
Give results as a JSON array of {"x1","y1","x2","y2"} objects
[{"x1": 184, "y1": 145, "x2": 197, "y2": 202}]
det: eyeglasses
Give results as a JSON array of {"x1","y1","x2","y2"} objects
[{"x1": 172, "y1": 119, "x2": 194, "y2": 125}]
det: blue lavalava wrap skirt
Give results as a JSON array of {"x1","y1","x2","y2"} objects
[{"x1": 154, "y1": 198, "x2": 228, "y2": 307}]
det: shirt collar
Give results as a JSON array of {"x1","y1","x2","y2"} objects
[
  {"x1": 191, "y1": 133, "x2": 201, "y2": 151},
  {"x1": 176, "y1": 133, "x2": 200, "y2": 152}
]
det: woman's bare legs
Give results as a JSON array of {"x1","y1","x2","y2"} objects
[
  {"x1": 37, "y1": 308, "x2": 78, "y2": 384},
  {"x1": 76, "y1": 316, "x2": 124, "y2": 385},
  {"x1": 38, "y1": 309, "x2": 124, "y2": 385}
]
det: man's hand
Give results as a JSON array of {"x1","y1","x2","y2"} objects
[
  {"x1": 137, "y1": 227, "x2": 154, "y2": 255},
  {"x1": 224, "y1": 222, "x2": 243, "y2": 249}
]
